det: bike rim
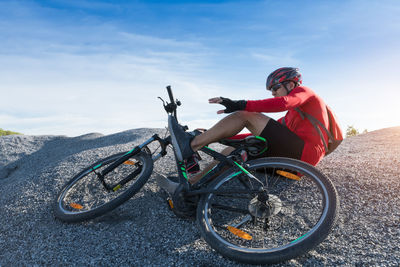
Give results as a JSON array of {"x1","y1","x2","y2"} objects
[
  {"x1": 203, "y1": 160, "x2": 330, "y2": 253},
  {"x1": 57, "y1": 153, "x2": 149, "y2": 215}
]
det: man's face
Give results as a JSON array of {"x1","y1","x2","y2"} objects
[
  {"x1": 269, "y1": 83, "x2": 287, "y2": 97},
  {"x1": 269, "y1": 81, "x2": 295, "y2": 97}
]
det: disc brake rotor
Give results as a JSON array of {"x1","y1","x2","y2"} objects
[{"x1": 248, "y1": 194, "x2": 282, "y2": 218}]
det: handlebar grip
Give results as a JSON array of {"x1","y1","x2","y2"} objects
[{"x1": 166, "y1": 85, "x2": 174, "y2": 104}]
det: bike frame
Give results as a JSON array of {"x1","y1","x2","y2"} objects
[
  {"x1": 94, "y1": 85, "x2": 262, "y2": 196},
  {"x1": 94, "y1": 131, "x2": 259, "y2": 195}
]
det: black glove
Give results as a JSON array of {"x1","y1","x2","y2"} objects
[{"x1": 220, "y1": 97, "x2": 247, "y2": 113}]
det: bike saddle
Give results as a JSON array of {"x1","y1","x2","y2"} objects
[{"x1": 219, "y1": 136, "x2": 268, "y2": 156}]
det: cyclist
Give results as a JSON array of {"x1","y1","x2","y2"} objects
[{"x1": 169, "y1": 67, "x2": 330, "y2": 184}]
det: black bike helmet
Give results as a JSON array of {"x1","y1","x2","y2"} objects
[{"x1": 266, "y1": 67, "x2": 302, "y2": 90}]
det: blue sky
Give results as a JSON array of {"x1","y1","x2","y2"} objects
[{"x1": 1, "y1": 0, "x2": 399, "y2": 136}]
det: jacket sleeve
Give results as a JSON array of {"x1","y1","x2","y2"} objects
[{"x1": 245, "y1": 86, "x2": 313, "y2": 113}]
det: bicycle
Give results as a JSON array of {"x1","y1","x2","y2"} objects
[{"x1": 54, "y1": 86, "x2": 339, "y2": 265}]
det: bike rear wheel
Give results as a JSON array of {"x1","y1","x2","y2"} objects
[
  {"x1": 54, "y1": 151, "x2": 153, "y2": 222},
  {"x1": 197, "y1": 157, "x2": 338, "y2": 265}
]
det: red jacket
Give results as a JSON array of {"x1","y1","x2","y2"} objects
[{"x1": 243, "y1": 86, "x2": 328, "y2": 166}]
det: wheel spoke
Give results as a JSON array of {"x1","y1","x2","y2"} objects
[
  {"x1": 55, "y1": 151, "x2": 153, "y2": 222},
  {"x1": 211, "y1": 203, "x2": 249, "y2": 214},
  {"x1": 198, "y1": 157, "x2": 338, "y2": 264}
]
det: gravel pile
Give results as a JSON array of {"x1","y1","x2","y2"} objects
[{"x1": 0, "y1": 126, "x2": 399, "y2": 266}]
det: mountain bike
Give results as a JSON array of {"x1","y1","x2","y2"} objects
[{"x1": 54, "y1": 86, "x2": 339, "y2": 265}]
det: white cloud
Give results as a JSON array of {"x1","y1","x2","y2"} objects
[
  {"x1": 118, "y1": 32, "x2": 203, "y2": 49},
  {"x1": 2, "y1": 0, "x2": 399, "y2": 137},
  {"x1": 0, "y1": 13, "x2": 223, "y2": 136},
  {"x1": 251, "y1": 52, "x2": 300, "y2": 66}
]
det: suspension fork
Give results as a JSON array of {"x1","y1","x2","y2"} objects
[{"x1": 94, "y1": 134, "x2": 168, "y2": 191}]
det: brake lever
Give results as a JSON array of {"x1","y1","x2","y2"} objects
[
  {"x1": 158, "y1": 97, "x2": 166, "y2": 106},
  {"x1": 158, "y1": 96, "x2": 177, "y2": 114}
]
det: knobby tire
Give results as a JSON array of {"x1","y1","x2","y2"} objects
[
  {"x1": 197, "y1": 157, "x2": 339, "y2": 265},
  {"x1": 54, "y1": 151, "x2": 153, "y2": 222}
]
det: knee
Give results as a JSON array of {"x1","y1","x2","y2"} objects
[
  {"x1": 233, "y1": 110, "x2": 252, "y2": 120},
  {"x1": 234, "y1": 110, "x2": 266, "y2": 121},
  {"x1": 233, "y1": 111, "x2": 271, "y2": 130},
  {"x1": 230, "y1": 111, "x2": 257, "y2": 128}
]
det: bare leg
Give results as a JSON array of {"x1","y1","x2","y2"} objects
[
  {"x1": 188, "y1": 111, "x2": 270, "y2": 185},
  {"x1": 191, "y1": 111, "x2": 270, "y2": 151}
]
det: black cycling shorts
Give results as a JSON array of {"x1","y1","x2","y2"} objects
[{"x1": 256, "y1": 119, "x2": 304, "y2": 160}]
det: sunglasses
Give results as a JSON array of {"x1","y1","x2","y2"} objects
[{"x1": 269, "y1": 83, "x2": 282, "y2": 92}]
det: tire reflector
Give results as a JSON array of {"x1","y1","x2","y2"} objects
[
  {"x1": 276, "y1": 170, "x2": 301, "y2": 181},
  {"x1": 113, "y1": 185, "x2": 121, "y2": 191},
  {"x1": 70, "y1": 203, "x2": 83, "y2": 210},
  {"x1": 227, "y1": 226, "x2": 252, "y2": 240},
  {"x1": 168, "y1": 199, "x2": 174, "y2": 209},
  {"x1": 124, "y1": 160, "x2": 137, "y2": 166}
]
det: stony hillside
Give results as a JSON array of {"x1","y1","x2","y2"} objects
[{"x1": 0, "y1": 127, "x2": 399, "y2": 266}]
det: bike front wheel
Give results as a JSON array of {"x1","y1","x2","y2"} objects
[
  {"x1": 197, "y1": 157, "x2": 339, "y2": 265},
  {"x1": 54, "y1": 151, "x2": 153, "y2": 222}
]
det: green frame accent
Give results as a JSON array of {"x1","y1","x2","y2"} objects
[
  {"x1": 255, "y1": 136, "x2": 266, "y2": 142},
  {"x1": 93, "y1": 164, "x2": 102, "y2": 170},
  {"x1": 204, "y1": 146, "x2": 216, "y2": 152},
  {"x1": 255, "y1": 136, "x2": 268, "y2": 154},
  {"x1": 233, "y1": 161, "x2": 250, "y2": 175},
  {"x1": 229, "y1": 171, "x2": 243, "y2": 179},
  {"x1": 178, "y1": 161, "x2": 189, "y2": 180},
  {"x1": 124, "y1": 148, "x2": 136, "y2": 155},
  {"x1": 291, "y1": 232, "x2": 310, "y2": 243}
]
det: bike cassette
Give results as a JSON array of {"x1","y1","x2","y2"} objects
[
  {"x1": 248, "y1": 194, "x2": 282, "y2": 218},
  {"x1": 168, "y1": 184, "x2": 198, "y2": 220}
]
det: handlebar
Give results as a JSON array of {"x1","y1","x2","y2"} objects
[
  {"x1": 159, "y1": 85, "x2": 181, "y2": 119},
  {"x1": 166, "y1": 85, "x2": 175, "y2": 105}
]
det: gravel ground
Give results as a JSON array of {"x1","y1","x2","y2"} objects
[{"x1": 0, "y1": 126, "x2": 399, "y2": 266}]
